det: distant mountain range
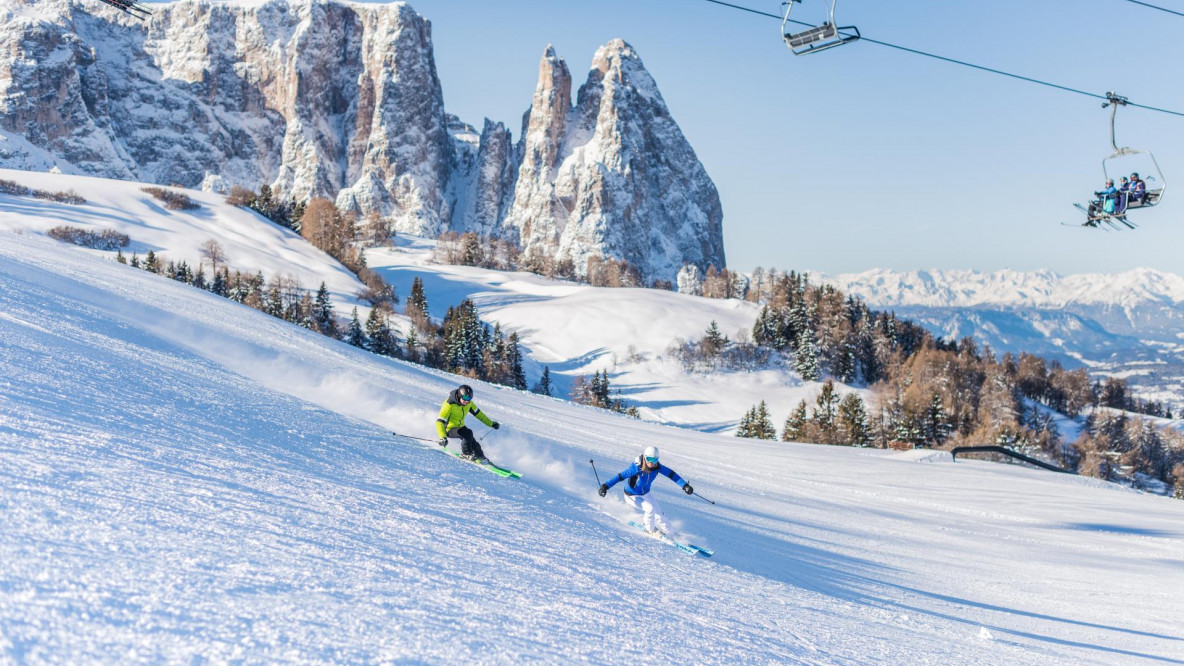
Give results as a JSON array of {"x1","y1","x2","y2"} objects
[{"x1": 822, "y1": 268, "x2": 1184, "y2": 407}]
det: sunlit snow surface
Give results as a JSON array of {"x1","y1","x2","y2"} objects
[{"x1": 2, "y1": 186, "x2": 1184, "y2": 663}]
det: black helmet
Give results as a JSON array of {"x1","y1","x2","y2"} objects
[{"x1": 458, "y1": 384, "x2": 474, "y2": 401}]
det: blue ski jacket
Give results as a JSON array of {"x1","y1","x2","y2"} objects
[{"x1": 604, "y1": 458, "x2": 687, "y2": 496}]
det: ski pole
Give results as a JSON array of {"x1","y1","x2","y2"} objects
[
  {"x1": 391, "y1": 431, "x2": 437, "y2": 444},
  {"x1": 692, "y1": 491, "x2": 716, "y2": 506},
  {"x1": 589, "y1": 459, "x2": 603, "y2": 486}
]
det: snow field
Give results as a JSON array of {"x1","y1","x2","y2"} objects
[{"x1": 2, "y1": 173, "x2": 1184, "y2": 663}]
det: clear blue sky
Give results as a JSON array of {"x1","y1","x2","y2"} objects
[{"x1": 376, "y1": 0, "x2": 1184, "y2": 277}]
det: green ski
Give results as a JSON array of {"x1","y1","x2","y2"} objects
[
  {"x1": 390, "y1": 431, "x2": 522, "y2": 479},
  {"x1": 440, "y1": 448, "x2": 522, "y2": 479}
]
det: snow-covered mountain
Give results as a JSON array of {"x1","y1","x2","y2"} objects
[
  {"x1": 0, "y1": 0, "x2": 725, "y2": 283},
  {"x1": 5, "y1": 199, "x2": 1184, "y2": 663},
  {"x1": 824, "y1": 268, "x2": 1184, "y2": 406},
  {"x1": 823, "y1": 267, "x2": 1184, "y2": 310}
]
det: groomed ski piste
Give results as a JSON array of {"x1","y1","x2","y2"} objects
[{"x1": 2, "y1": 172, "x2": 1184, "y2": 664}]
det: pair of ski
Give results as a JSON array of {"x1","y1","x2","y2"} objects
[
  {"x1": 391, "y1": 431, "x2": 522, "y2": 479},
  {"x1": 627, "y1": 521, "x2": 714, "y2": 558},
  {"x1": 439, "y1": 447, "x2": 522, "y2": 479}
]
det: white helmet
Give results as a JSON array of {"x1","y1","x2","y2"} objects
[{"x1": 642, "y1": 446, "x2": 659, "y2": 464}]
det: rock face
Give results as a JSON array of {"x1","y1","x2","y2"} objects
[
  {"x1": 504, "y1": 41, "x2": 725, "y2": 283},
  {"x1": 0, "y1": 1, "x2": 725, "y2": 281},
  {"x1": 0, "y1": 0, "x2": 451, "y2": 234}
]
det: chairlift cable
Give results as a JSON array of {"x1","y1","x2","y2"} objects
[
  {"x1": 1118, "y1": 0, "x2": 1184, "y2": 19},
  {"x1": 698, "y1": 0, "x2": 1184, "y2": 117}
]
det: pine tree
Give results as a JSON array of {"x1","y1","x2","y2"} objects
[
  {"x1": 736, "y1": 405, "x2": 756, "y2": 438},
  {"x1": 812, "y1": 379, "x2": 840, "y2": 443},
  {"x1": 703, "y1": 320, "x2": 728, "y2": 357},
  {"x1": 924, "y1": 391, "x2": 952, "y2": 447},
  {"x1": 403, "y1": 326, "x2": 420, "y2": 363},
  {"x1": 407, "y1": 277, "x2": 429, "y2": 317},
  {"x1": 365, "y1": 308, "x2": 399, "y2": 357},
  {"x1": 795, "y1": 327, "x2": 821, "y2": 381},
  {"x1": 752, "y1": 305, "x2": 786, "y2": 349},
  {"x1": 507, "y1": 332, "x2": 527, "y2": 390},
  {"x1": 781, "y1": 400, "x2": 809, "y2": 442},
  {"x1": 590, "y1": 371, "x2": 607, "y2": 407},
  {"x1": 172, "y1": 261, "x2": 192, "y2": 283},
  {"x1": 192, "y1": 265, "x2": 207, "y2": 291},
  {"x1": 264, "y1": 284, "x2": 285, "y2": 319},
  {"x1": 210, "y1": 268, "x2": 227, "y2": 297},
  {"x1": 533, "y1": 366, "x2": 554, "y2": 396},
  {"x1": 837, "y1": 392, "x2": 871, "y2": 446},
  {"x1": 313, "y1": 282, "x2": 337, "y2": 338},
  {"x1": 754, "y1": 400, "x2": 777, "y2": 440},
  {"x1": 345, "y1": 307, "x2": 366, "y2": 349}
]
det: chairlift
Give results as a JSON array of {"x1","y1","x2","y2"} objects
[
  {"x1": 781, "y1": 0, "x2": 860, "y2": 56},
  {"x1": 1073, "y1": 92, "x2": 1166, "y2": 230}
]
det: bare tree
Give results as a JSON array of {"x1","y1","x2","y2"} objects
[{"x1": 200, "y1": 239, "x2": 227, "y2": 273}]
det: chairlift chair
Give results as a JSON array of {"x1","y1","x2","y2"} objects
[
  {"x1": 781, "y1": 0, "x2": 860, "y2": 56},
  {"x1": 1073, "y1": 92, "x2": 1166, "y2": 230}
]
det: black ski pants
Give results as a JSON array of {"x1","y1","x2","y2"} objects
[{"x1": 447, "y1": 426, "x2": 485, "y2": 458}]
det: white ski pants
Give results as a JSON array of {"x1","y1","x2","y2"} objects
[{"x1": 624, "y1": 492, "x2": 670, "y2": 533}]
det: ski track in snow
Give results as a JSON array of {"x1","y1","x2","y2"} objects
[{"x1": 2, "y1": 201, "x2": 1184, "y2": 663}]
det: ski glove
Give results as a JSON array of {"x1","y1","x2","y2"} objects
[
  {"x1": 683, "y1": 484, "x2": 694, "y2": 495},
  {"x1": 598, "y1": 484, "x2": 608, "y2": 497},
  {"x1": 492, "y1": 421, "x2": 501, "y2": 430},
  {"x1": 437, "y1": 437, "x2": 448, "y2": 447}
]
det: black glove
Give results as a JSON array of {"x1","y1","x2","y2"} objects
[
  {"x1": 437, "y1": 437, "x2": 448, "y2": 447},
  {"x1": 683, "y1": 484, "x2": 694, "y2": 495},
  {"x1": 598, "y1": 484, "x2": 608, "y2": 497},
  {"x1": 492, "y1": 421, "x2": 501, "y2": 430}
]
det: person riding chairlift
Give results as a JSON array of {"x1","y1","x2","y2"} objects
[
  {"x1": 1129, "y1": 172, "x2": 1147, "y2": 205},
  {"x1": 1088, "y1": 178, "x2": 1118, "y2": 217}
]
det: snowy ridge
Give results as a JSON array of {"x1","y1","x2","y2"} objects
[
  {"x1": 4, "y1": 220, "x2": 1184, "y2": 662},
  {"x1": 823, "y1": 267, "x2": 1184, "y2": 308}
]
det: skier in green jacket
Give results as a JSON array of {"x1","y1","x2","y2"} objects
[{"x1": 435, "y1": 384, "x2": 500, "y2": 462}]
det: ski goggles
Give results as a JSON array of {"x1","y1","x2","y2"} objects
[
  {"x1": 644, "y1": 455, "x2": 659, "y2": 465},
  {"x1": 460, "y1": 393, "x2": 472, "y2": 402}
]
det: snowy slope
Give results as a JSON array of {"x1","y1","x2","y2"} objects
[
  {"x1": 0, "y1": 168, "x2": 368, "y2": 314},
  {"x1": 4, "y1": 227, "x2": 1184, "y2": 663},
  {"x1": 0, "y1": 168, "x2": 842, "y2": 435},
  {"x1": 365, "y1": 237, "x2": 821, "y2": 433}
]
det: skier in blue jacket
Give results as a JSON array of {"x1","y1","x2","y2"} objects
[{"x1": 598, "y1": 446, "x2": 693, "y2": 536}]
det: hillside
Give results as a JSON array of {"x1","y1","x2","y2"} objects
[
  {"x1": 3, "y1": 187, "x2": 1184, "y2": 663},
  {"x1": 0, "y1": 168, "x2": 839, "y2": 435}
]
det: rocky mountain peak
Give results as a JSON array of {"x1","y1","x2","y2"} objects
[
  {"x1": 1, "y1": 5, "x2": 726, "y2": 283},
  {"x1": 504, "y1": 39, "x2": 725, "y2": 284}
]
